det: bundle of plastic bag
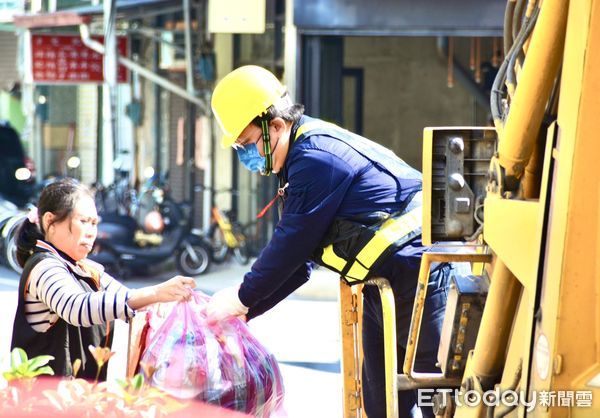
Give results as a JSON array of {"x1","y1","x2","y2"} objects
[{"x1": 138, "y1": 292, "x2": 285, "y2": 417}]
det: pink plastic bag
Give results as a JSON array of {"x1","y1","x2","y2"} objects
[{"x1": 139, "y1": 292, "x2": 285, "y2": 417}]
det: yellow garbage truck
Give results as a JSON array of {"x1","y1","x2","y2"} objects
[{"x1": 339, "y1": 0, "x2": 600, "y2": 416}]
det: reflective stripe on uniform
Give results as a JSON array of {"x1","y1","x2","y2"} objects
[
  {"x1": 345, "y1": 207, "x2": 422, "y2": 283},
  {"x1": 322, "y1": 244, "x2": 347, "y2": 272},
  {"x1": 355, "y1": 207, "x2": 421, "y2": 269},
  {"x1": 320, "y1": 206, "x2": 422, "y2": 283},
  {"x1": 346, "y1": 260, "x2": 370, "y2": 281}
]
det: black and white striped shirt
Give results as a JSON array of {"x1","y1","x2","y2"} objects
[{"x1": 24, "y1": 243, "x2": 135, "y2": 332}]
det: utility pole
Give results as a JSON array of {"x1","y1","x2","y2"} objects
[
  {"x1": 183, "y1": 0, "x2": 197, "y2": 207},
  {"x1": 102, "y1": 0, "x2": 117, "y2": 185}
]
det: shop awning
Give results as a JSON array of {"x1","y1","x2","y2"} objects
[{"x1": 14, "y1": 0, "x2": 181, "y2": 29}]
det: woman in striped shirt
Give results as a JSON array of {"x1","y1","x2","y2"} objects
[{"x1": 11, "y1": 178, "x2": 196, "y2": 380}]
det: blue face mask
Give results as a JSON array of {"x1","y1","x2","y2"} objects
[{"x1": 236, "y1": 143, "x2": 265, "y2": 173}]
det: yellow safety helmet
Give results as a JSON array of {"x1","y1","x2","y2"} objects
[{"x1": 211, "y1": 65, "x2": 287, "y2": 147}]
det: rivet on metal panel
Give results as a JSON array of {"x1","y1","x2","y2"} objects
[
  {"x1": 449, "y1": 173, "x2": 466, "y2": 191},
  {"x1": 449, "y1": 137, "x2": 465, "y2": 154}
]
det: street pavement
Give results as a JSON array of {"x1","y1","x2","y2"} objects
[{"x1": 0, "y1": 258, "x2": 344, "y2": 417}]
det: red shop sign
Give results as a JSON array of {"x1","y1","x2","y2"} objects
[{"x1": 31, "y1": 33, "x2": 129, "y2": 84}]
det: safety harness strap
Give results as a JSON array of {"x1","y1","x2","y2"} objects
[{"x1": 320, "y1": 206, "x2": 422, "y2": 284}]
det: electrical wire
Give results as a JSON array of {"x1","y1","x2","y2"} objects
[
  {"x1": 506, "y1": 5, "x2": 541, "y2": 96},
  {"x1": 490, "y1": 4, "x2": 540, "y2": 127}
]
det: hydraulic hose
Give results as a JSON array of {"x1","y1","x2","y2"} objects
[
  {"x1": 503, "y1": 0, "x2": 517, "y2": 55},
  {"x1": 512, "y1": 0, "x2": 527, "y2": 41},
  {"x1": 506, "y1": 1, "x2": 540, "y2": 96},
  {"x1": 490, "y1": 5, "x2": 540, "y2": 130}
]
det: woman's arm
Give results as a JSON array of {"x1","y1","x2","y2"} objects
[
  {"x1": 29, "y1": 259, "x2": 196, "y2": 327},
  {"x1": 98, "y1": 269, "x2": 196, "y2": 310}
]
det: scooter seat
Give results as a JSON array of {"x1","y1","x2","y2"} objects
[{"x1": 110, "y1": 226, "x2": 186, "y2": 259}]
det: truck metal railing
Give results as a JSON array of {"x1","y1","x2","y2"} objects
[{"x1": 339, "y1": 251, "x2": 492, "y2": 418}]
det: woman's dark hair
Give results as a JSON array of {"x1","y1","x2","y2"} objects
[{"x1": 16, "y1": 178, "x2": 93, "y2": 267}]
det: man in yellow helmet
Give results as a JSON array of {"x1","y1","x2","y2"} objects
[{"x1": 207, "y1": 65, "x2": 450, "y2": 418}]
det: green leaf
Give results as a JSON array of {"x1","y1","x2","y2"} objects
[
  {"x1": 10, "y1": 348, "x2": 27, "y2": 369},
  {"x1": 16, "y1": 362, "x2": 30, "y2": 376},
  {"x1": 30, "y1": 366, "x2": 54, "y2": 377},
  {"x1": 27, "y1": 355, "x2": 54, "y2": 371},
  {"x1": 115, "y1": 378, "x2": 129, "y2": 389},
  {"x1": 2, "y1": 371, "x2": 17, "y2": 382},
  {"x1": 131, "y1": 373, "x2": 144, "y2": 391}
]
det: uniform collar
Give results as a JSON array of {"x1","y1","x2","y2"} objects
[
  {"x1": 289, "y1": 115, "x2": 309, "y2": 146},
  {"x1": 279, "y1": 115, "x2": 310, "y2": 185}
]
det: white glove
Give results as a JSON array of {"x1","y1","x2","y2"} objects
[{"x1": 206, "y1": 285, "x2": 249, "y2": 322}]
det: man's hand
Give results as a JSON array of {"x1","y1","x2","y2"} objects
[{"x1": 206, "y1": 285, "x2": 249, "y2": 322}]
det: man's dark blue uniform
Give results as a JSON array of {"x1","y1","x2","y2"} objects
[{"x1": 238, "y1": 115, "x2": 450, "y2": 418}]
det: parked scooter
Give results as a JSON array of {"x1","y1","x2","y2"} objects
[
  {"x1": 90, "y1": 195, "x2": 212, "y2": 277},
  {"x1": 0, "y1": 197, "x2": 26, "y2": 274}
]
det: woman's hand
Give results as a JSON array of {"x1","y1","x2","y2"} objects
[
  {"x1": 127, "y1": 275, "x2": 197, "y2": 309},
  {"x1": 153, "y1": 275, "x2": 197, "y2": 303}
]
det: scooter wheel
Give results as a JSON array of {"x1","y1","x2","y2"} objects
[
  {"x1": 176, "y1": 244, "x2": 211, "y2": 276},
  {"x1": 233, "y1": 243, "x2": 250, "y2": 266}
]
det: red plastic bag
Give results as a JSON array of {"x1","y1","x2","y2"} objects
[{"x1": 139, "y1": 292, "x2": 285, "y2": 417}]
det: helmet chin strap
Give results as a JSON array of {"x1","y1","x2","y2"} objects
[{"x1": 260, "y1": 117, "x2": 273, "y2": 176}]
